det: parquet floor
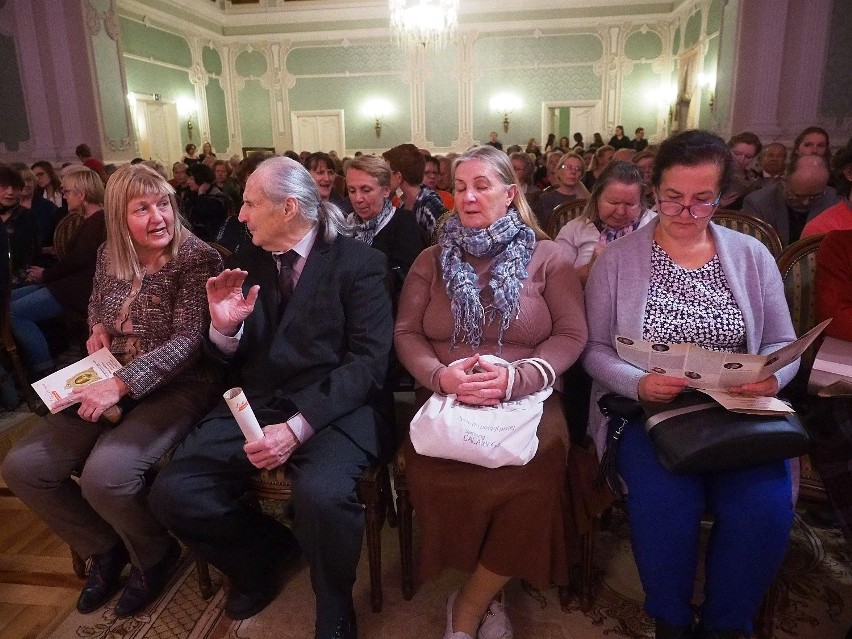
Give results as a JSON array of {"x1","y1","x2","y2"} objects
[{"x1": 0, "y1": 476, "x2": 80, "y2": 639}]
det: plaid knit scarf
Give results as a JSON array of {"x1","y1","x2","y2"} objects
[{"x1": 439, "y1": 208, "x2": 535, "y2": 349}]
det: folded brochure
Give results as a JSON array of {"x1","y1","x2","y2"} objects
[{"x1": 31, "y1": 347, "x2": 123, "y2": 413}]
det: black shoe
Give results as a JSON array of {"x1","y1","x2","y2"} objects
[
  {"x1": 656, "y1": 617, "x2": 694, "y2": 639},
  {"x1": 325, "y1": 605, "x2": 357, "y2": 639},
  {"x1": 114, "y1": 539, "x2": 181, "y2": 618},
  {"x1": 76, "y1": 544, "x2": 130, "y2": 614},
  {"x1": 224, "y1": 540, "x2": 301, "y2": 620}
]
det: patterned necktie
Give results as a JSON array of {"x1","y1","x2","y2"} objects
[{"x1": 277, "y1": 250, "x2": 299, "y2": 317}]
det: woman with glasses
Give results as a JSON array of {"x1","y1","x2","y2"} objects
[
  {"x1": 2, "y1": 163, "x2": 221, "y2": 619},
  {"x1": 555, "y1": 161, "x2": 655, "y2": 285},
  {"x1": 583, "y1": 130, "x2": 799, "y2": 639},
  {"x1": 533, "y1": 152, "x2": 590, "y2": 229},
  {"x1": 31, "y1": 161, "x2": 63, "y2": 207}
]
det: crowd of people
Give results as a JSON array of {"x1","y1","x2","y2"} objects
[{"x1": 0, "y1": 122, "x2": 850, "y2": 639}]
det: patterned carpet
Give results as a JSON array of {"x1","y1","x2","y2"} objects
[{"x1": 44, "y1": 509, "x2": 852, "y2": 639}]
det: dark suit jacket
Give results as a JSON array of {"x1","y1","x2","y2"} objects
[
  {"x1": 743, "y1": 182, "x2": 839, "y2": 246},
  {"x1": 204, "y1": 230, "x2": 394, "y2": 459}
]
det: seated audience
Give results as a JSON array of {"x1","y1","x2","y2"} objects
[
  {"x1": 306, "y1": 152, "x2": 352, "y2": 214},
  {"x1": 182, "y1": 143, "x2": 200, "y2": 167},
  {"x1": 589, "y1": 132, "x2": 605, "y2": 152},
  {"x1": 558, "y1": 136, "x2": 571, "y2": 153},
  {"x1": 743, "y1": 154, "x2": 839, "y2": 246},
  {"x1": 423, "y1": 155, "x2": 455, "y2": 210},
  {"x1": 535, "y1": 149, "x2": 563, "y2": 190},
  {"x1": 199, "y1": 141, "x2": 216, "y2": 163},
  {"x1": 755, "y1": 142, "x2": 787, "y2": 188},
  {"x1": 150, "y1": 156, "x2": 393, "y2": 638},
  {"x1": 437, "y1": 155, "x2": 455, "y2": 192},
  {"x1": 31, "y1": 160, "x2": 63, "y2": 207},
  {"x1": 791, "y1": 126, "x2": 832, "y2": 165},
  {"x1": 383, "y1": 143, "x2": 447, "y2": 238},
  {"x1": 582, "y1": 145, "x2": 615, "y2": 191},
  {"x1": 555, "y1": 160, "x2": 655, "y2": 285},
  {"x1": 534, "y1": 152, "x2": 590, "y2": 230},
  {"x1": 583, "y1": 129, "x2": 799, "y2": 639},
  {"x1": 0, "y1": 165, "x2": 40, "y2": 286},
  {"x1": 2, "y1": 163, "x2": 222, "y2": 618},
  {"x1": 184, "y1": 163, "x2": 229, "y2": 242},
  {"x1": 633, "y1": 149, "x2": 657, "y2": 208},
  {"x1": 801, "y1": 146, "x2": 852, "y2": 238},
  {"x1": 544, "y1": 134, "x2": 557, "y2": 153},
  {"x1": 75, "y1": 143, "x2": 108, "y2": 183},
  {"x1": 345, "y1": 154, "x2": 424, "y2": 286},
  {"x1": 14, "y1": 164, "x2": 59, "y2": 249},
  {"x1": 720, "y1": 131, "x2": 762, "y2": 209},
  {"x1": 632, "y1": 127, "x2": 648, "y2": 152},
  {"x1": 9, "y1": 166, "x2": 105, "y2": 378},
  {"x1": 395, "y1": 145, "x2": 588, "y2": 639},
  {"x1": 510, "y1": 151, "x2": 541, "y2": 198},
  {"x1": 485, "y1": 131, "x2": 503, "y2": 150},
  {"x1": 613, "y1": 147, "x2": 636, "y2": 162},
  {"x1": 572, "y1": 132, "x2": 585, "y2": 152},
  {"x1": 212, "y1": 159, "x2": 242, "y2": 211},
  {"x1": 608, "y1": 125, "x2": 633, "y2": 150}
]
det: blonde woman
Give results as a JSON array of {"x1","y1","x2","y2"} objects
[{"x1": 3, "y1": 164, "x2": 222, "y2": 619}]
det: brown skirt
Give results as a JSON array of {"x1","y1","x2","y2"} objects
[{"x1": 404, "y1": 392, "x2": 576, "y2": 589}]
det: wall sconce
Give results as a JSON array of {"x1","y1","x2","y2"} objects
[
  {"x1": 176, "y1": 97, "x2": 197, "y2": 141},
  {"x1": 362, "y1": 98, "x2": 392, "y2": 139},
  {"x1": 489, "y1": 94, "x2": 521, "y2": 133}
]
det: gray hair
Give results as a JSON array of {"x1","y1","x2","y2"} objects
[{"x1": 253, "y1": 156, "x2": 352, "y2": 242}]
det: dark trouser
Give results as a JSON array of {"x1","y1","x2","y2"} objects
[
  {"x1": 615, "y1": 419, "x2": 794, "y2": 635},
  {"x1": 1, "y1": 378, "x2": 215, "y2": 569},
  {"x1": 149, "y1": 407, "x2": 375, "y2": 639}
]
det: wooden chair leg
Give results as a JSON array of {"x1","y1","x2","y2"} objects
[
  {"x1": 381, "y1": 464, "x2": 398, "y2": 528},
  {"x1": 357, "y1": 467, "x2": 385, "y2": 613},
  {"x1": 71, "y1": 548, "x2": 86, "y2": 579},
  {"x1": 195, "y1": 556, "x2": 214, "y2": 599},
  {"x1": 395, "y1": 477, "x2": 415, "y2": 601}
]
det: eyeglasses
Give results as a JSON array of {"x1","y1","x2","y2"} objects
[
  {"x1": 656, "y1": 191, "x2": 721, "y2": 219},
  {"x1": 559, "y1": 164, "x2": 582, "y2": 173},
  {"x1": 784, "y1": 186, "x2": 825, "y2": 206}
]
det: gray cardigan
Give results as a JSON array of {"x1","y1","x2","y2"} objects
[{"x1": 582, "y1": 218, "x2": 799, "y2": 456}]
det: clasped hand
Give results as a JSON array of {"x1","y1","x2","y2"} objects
[
  {"x1": 207, "y1": 269, "x2": 261, "y2": 337},
  {"x1": 439, "y1": 354, "x2": 509, "y2": 406},
  {"x1": 244, "y1": 422, "x2": 299, "y2": 470}
]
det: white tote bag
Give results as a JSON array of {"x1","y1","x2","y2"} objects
[{"x1": 409, "y1": 356, "x2": 555, "y2": 468}]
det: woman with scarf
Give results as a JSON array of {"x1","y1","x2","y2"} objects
[
  {"x1": 555, "y1": 161, "x2": 656, "y2": 286},
  {"x1": 345, "y1": 154, "x2": 424, "y2": 298},
  {"x1": 394, "y1": 145, "x2": 588, "y2": 639}
]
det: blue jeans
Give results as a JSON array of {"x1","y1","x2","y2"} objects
[
  {"x1": 10, "y1": 285, "x2": 65, "y2": 373},
  {"x1": 615, "y1": 419, "x2": 794, "y2": 634}
]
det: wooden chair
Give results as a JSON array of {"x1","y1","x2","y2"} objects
[
  {"x1": 248, "y1": 464, "x2": 393, "y2": 613},
  {"x1": 545, "y1": 198, "x2": 588, "y2": 239},
  {"x1": 52, "y1": 212, "x2": 85, "y2": 261},
  {"x1": 712, "y1": 209, "x2": 783, "y2": 259}
]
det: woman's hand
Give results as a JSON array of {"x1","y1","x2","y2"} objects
[
  {"x1": 26, "y1": 266, "x2": 44, "y2": 283},
  {"x1": 243, "y1": 422, "x2": 300, "y2": 470},
  {"x1": 207, "y1": 269, "x2": 260, "y2": 337},
  {"x1": 52, "y1": 377, "x2": 129, "y2": 423},
  {"x1": 637, "y1": 373, "x2": 687, "y2": 403},
  {"x1": 728, "y1": 375, "x2": 779, "y2": 397},
  {"x1": 86, "y1": 323, "x2": 111, "y2": 354},
  {"x1": 439, "y1": 355, "x2": 509, "y2": 406}
]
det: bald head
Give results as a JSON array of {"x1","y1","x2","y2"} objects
[
  {"x1": 785, "y1": 155, "x2": 830, "y2": 211},
  {"x1": 613, "y1": 148, "x2": 636, "y2": 162}
]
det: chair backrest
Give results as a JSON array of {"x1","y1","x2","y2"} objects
[
  {"x1": 545, "y1": 198, "x2": 588, "y2": 239},
  {"x1": 430, "y1": 209, "x2": 455, "y2": 246},
  {"x1": 712, "y1": 209, "x2": 783, "y2": 259},
  {"x1": 52, "y1": 212, "x2": 85, "y2": 261}
]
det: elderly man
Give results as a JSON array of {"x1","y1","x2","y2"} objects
[
  {"x1": 743, "y1": 155, "x2": 839, "y2": 246},
  {"x1": 150, "y1": 156, "x2": 393, "y2": 639}
]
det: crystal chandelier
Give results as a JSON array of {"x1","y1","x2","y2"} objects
[{"x1": 389, "y1": 0, "x2": 459, "y2": 50}]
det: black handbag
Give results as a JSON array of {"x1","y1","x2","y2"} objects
[{"x1": 597, "y1": 391, "x2": 811, "y2": 479}]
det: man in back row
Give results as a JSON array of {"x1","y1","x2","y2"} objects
[{"x1": 151, "y1": 156, "x2": 394, "y2": 639}]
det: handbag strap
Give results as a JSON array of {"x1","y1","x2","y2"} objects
[{"x1": 510, "y1": 357, "x2": 557, "y2": 395}]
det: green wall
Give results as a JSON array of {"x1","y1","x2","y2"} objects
[{"x1": 0, "y1": 33, "x2": 29, "y2": 151}]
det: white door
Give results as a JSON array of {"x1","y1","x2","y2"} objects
[
  {"x1": 568, "y1": 106, "x2": 596, "y2": 147},
  {"x1": 541, "y1": 101, "x2": 601, "y2": 151},
  {"x1": 291, "y1": 110, "x2": 345, "y2": 155},
  {"x1": 130, "y1": 98, "x2": 182, "y2": 175}
]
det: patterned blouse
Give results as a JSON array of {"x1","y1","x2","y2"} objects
[
  {"x1": 88, "y1": 234, "x2": 223, "y2": 398},
  {"x1": 642, "y1": 242, "x2": 746, "y2": 353}
]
